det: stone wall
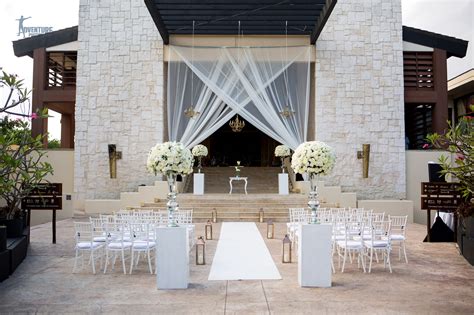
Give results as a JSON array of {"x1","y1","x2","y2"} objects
[
  {"x1": 75, "y1": 0, "x2": 406, "y2": 203},
  {"x1": 315, "y1": 0, "x2": 406, "y2": 199},
  {"x1": 75, "y1": 0, "x2": 164, "y2": 201}
]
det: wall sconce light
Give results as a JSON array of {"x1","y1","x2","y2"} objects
[
  {"x1": 212, "y1": 208, "x2": 217, "y2": 223},
  {"x1": 259, "y1": 208, "x2": 264, "y2": 223},
  {"x1": 196, "y1": 236, "x2": 206, "y2": 265},
  {"x1": 205, "y1": 220, "x2": 213, "y2": 240},
  {"x1": 357, "y1": 144, "x2": 370, "y2": 178},
  {"x1": 108, "y1": 144, "x2": 122, "y2": 179},
  {"x1": 267, "y1": 220, "x2": 274, "y2": 239}
]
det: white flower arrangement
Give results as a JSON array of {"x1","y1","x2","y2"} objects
[
  {"x1": 274, "y1": 145, "x2": 290, "y2": 157},
  {"x1": 291, "y1": 141, "x2": 336, "y2": 176},
  {"x1": 146, "y1": 141, "x2": 194, "y2": 175},
  {"x1": 191, "y1": 144, "x2": 208, "y2": 157}
]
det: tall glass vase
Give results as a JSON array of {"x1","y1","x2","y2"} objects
[
  {"x1": 308, "y1": 173, "x2": 320, "y2": 224},
  {"x1": 280, "y1": 157, "x2": 286, "y2": 173},
  {"x1": 197, "y1": 156, "x2": 202, "y2": 173},
  {"x1": 166, "y1": 172, "x2": 179, "y2": 227}
]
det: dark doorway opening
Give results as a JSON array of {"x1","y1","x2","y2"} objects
[{"x1": 201, "y1": 116, "x2": 280, "y2": 167}]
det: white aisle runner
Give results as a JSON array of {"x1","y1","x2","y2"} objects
[{"x1": 208, "y1": 222, "x2": 282, "y2": 280}]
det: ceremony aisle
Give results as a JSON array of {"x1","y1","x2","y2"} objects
[{"x1": 208, "y1": 222, "x2": 282, "y2": 280}]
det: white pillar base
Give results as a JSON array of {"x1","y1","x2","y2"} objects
[
  {"x1": 156, "y1": 227, "x2": 189, "y2": 289},
  {"x1": 298, "y1": 224, "x2": 332, "y2": 287},
  {"x1": 278, "y1": 173, "x2": 289, "y2": 195},
  {"x1": 193, "y1": 173, "x2": 204, "y2": 195}
]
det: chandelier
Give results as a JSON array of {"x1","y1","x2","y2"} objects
[
  {"x1": 184, "y1": 106, "x2": 200, "y2": 118},
  {"x1": 279, "y1": 107, "x2": 295, "y2": 118},
  {"x1": 229, "y1": 115, "x2": 245, "y2": 132}
]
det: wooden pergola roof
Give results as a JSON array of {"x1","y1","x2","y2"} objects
[{"x1": 144, "y1": 0, "x2": 337, "y2": 45}]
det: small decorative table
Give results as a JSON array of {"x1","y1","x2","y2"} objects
[{"x1": 229, "y1": 177, "x2": 248, "y2": 194}]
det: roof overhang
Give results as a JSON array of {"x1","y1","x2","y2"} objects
[
  {"x1": 144, "y1": 0, "x2": 337, "y2": 45},
  {"x1": 12, "y1": 26, "x2": 78, "y2": 58},
  {"x1": 402, "y1": 26, "x2": 468, "y2": 58},
  {"x1": 448, "y1": 69, "x2": 474, "y2": 98}
]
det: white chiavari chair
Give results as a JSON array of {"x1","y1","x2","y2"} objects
[
  {"x1": 103, "y1": 221, "x2": 132, "y2": 274},
  {"x1": 129, "y1": 221, "x2": 156, "y2": 274},
  {"x1": 73, "y1": 222, "x2": 104, "y2": 274},
  {"x1": 335, "y1": 221, "x2": 366, "y2": 273},
  {"x1": 364, "y1": 220, "x2": 392, "y2": 273},
  {"x1": 388, "y1": 215, "x2": 408, "y2": 263}
]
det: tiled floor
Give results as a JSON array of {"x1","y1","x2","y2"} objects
[{"x1": 0, "y1": 219, "x2": 473, "y2": 314}]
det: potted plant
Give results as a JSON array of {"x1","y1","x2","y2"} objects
[
  {"x1": 0, "y1": 70, "x2": 53, "y2": 237},
  {"x1": 427, "y1": 105, "x2": 473, "y2": 264}
]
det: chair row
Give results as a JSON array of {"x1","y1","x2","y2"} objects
[{"x1": 73, "y1": 209, "x2": 195, "y2": 275}]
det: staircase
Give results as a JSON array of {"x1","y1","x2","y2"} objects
[
  {"x1": 138, "y1": 193, "x2": 310, "y2": 222},
  {"x1": 86, "y1": 167, "x2": 358, "y2": 221}
]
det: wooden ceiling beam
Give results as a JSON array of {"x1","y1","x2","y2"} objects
[
  {"x1": 145, "y1": 0, "x2": 170, "y2": 44},
  {"x1": 310, "y1": 0, "x2": 337, "y2": 44}
]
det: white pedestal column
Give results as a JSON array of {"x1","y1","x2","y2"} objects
[
  {"x1": 156, "y1": 227, "x2": 189, "y2": 289},
  {"x1": 278, "y1": 173, "x2": 289, "y2": 195},
  {"x1": 193, "y1": 173, "x2": 204, "y2": 195},
  {"x1": 298, "y1": 224, "x2": 332, "y2": 287}
]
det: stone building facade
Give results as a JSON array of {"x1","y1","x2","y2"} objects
[
  {"x1": 75, "y1": 0, "x2": 405, "y2": 204},
  {"x1": 315, "y1": 0, "x2": 405, "y2": 199}
]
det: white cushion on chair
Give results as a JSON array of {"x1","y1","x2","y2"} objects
[
  {"x1": 337, "y1": 240, "x2": 363, "y2": 249},
  {"x1": 390, "y1": 234, "x2": 405, "y2": 241},
  {"x1": 93, "y1": 236, "x2": 107, "y2": 242},
  {"x1": 77, "y1": 242, "x2": 103, "y2": 249},
  {"x1": 132, "y1": 241, "x2": 156, "y2": 249},
  {"x1": 107, "y1": 241, "x2": 132, "y2": 249},
  {"x1": 364, "y1": 240, "x2": 389, "y2": 248}
]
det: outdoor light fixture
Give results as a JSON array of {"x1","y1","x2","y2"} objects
[
  {"x1": 184, "y1": 106, "x2": 200, "y2": 118},
  {"x1": 196, "y1": 236, "x2": 206, "y2": 265},
  {"x1": 212, "y1": 208, "x2": 217, "y2": 223},
  {"x1": 279, "y1": 107, "x2": 295, "y2": 118},
  {"x1": 205, "y1": 220, "x2": 213, "y2": 240},
  {"x1": 267, "y1": 220, "x2": 274, "y2": 239},
  {"x1": 282, "y1": 234, "x2": 292, "y2": 263},
  {"x1": 229, "y1": 115, "x2": 245, "y2": 132},
  {"x1": 259, "y1": 208, "x2": 264, "y2": 223},
  {"x1": 108, "y1": 144, "x2": 122, "y2": 179},
  {"x1": 357, "y1": 144, "x2": 370, "y2": 178}
]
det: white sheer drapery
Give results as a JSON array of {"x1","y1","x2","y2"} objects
[{"x1": 167, "y1": 45, "x2": 311, "y2": 149}]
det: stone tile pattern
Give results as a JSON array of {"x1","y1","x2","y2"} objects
[
  {"x1": 315, "y1": 0, "x2": 406, "y2": 199},
  {"x1": 1, "y1": 220, "x2": 473, "y2": 314},
  {"x1": 75, "y1": 0, "x2": 164, "y2": 200}
]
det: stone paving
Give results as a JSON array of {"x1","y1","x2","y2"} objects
[{"x1": 0, "y1": 219, "x2": 473, "y2": 314}]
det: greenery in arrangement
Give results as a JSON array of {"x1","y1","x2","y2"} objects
[
  {"x1": 427, "y1": 105, "x2": 473, "y2": 217},
  {"x1": 0, "y1": 70, "x2": 53, "y2": 219}
]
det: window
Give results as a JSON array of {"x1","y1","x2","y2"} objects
[{"x1": 405, "y1": 103, "x2": 433, "y2": 149}]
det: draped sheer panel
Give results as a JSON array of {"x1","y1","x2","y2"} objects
[{"x1": 167, "y1": 45, "x2": 311, "y2": 150}]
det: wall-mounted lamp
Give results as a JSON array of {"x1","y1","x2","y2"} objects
[
  {"x1": 357, "y1": 144, "x2": 370, "y2": 178},
  {"x1": 108, "y1": 144, "x2": 122, "y2": 179}
]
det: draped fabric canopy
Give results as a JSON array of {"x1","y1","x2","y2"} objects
[{"x1": 167, "y1": 45, "x2": 311, "y2": 150}]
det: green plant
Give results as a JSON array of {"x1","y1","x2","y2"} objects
[
  {"x1": 0, "y1": 70, "x2": 53, "y2": 219},
  {"x1": 427, "y1": 105, "x2": 473, "y2": 216},
  {"x1": 47, "y1": 138, "x2": 61, "y2": 149}
]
